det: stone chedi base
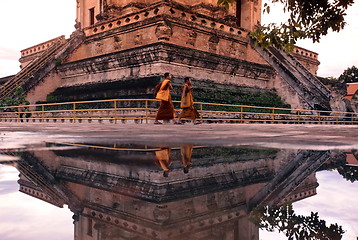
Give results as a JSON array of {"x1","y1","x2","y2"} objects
[{"x1": 10, "y1": 0, "x2": 328, "y2": 112}]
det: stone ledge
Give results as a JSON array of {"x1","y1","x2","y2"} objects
[{"x1": 59, "y1": 42, "x2": 275, "y2": 83}]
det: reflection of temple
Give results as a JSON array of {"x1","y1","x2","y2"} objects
[{"x1": 2, "y1": 144, "x2": 332, "y2": 240}]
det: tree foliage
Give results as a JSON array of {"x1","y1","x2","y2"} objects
[
  {"x1": 250, "y1": 203, "x2": 345, "y2": 240},
  {"x1": 338, "y1": 66, "x2": 358, "y2": 83},
  {"x1": 0, "y1": 87, "x2": 29, "y2": 108},
  {"x1": 337, "y1": 165, "x2": 358, "y2": 182},
  {"x1": 217, "y1": 0, "x2": 236, "y2": 10},
  {"x1": 218, "y1": 0, "x2": 355, "y2": 51},
  {"x1": 0, "y1": 87, "x2": 31, "y2": 119}
]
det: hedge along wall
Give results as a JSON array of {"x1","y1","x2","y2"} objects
[{"x1": 39, "y1": 77, "x2": 290, "y2": 111}]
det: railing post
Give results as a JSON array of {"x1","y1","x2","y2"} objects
[
  {"x1": 17, "y1": 106, "x2": 21, "y2": 122},
  {"x1": 73, "y1": 103, "x2": 76, "y2": 123},
  {"x1": 352, "y1": 113, "x2": 355, "y2": 125},
  {"x1": 240, "y1": 106, "x2": 243, "y2": 123},
  {"x1": 41, "y1": 105, "x2": 45, "y2": 122},
  {"x1": 271, "y1": 109, "x2": 275, "y2": 123},
  {"x1": 297, "y1": 110, "x2": 300, "y2": 124},
  {"x1": 318, "y1": 111, "x2": 321, "y2": 124},
  {"x1": 200, "y1": 103, "x2": 203, "y2": 122},
  {"x1": 145, "y1": 100, "x2": 148, "y2": 124},
  {"x1": 114, "y1": 100, "x2": 117, "y2": 124},
  {"x1": 336, "y1": 112, "x2": 338, "y2": 124}
]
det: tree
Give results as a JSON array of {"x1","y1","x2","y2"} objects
[
  {"x1": 217, "y1": 0, "x2": 354, "y2": 51},
  {"x1": 0, "y1": 87, "x2": 31, "y2": 121},
  {"x1": 338, "y1": 66, "x2": 358, "y2": 83},
  {"x1": 0, "y1": 87, "x2": 29, "y2": 108},
  {"x1": 250, "y1": 203, "x2": 345, "y2": 240},
  {"x1": 337, "y1": 165, "x2": 358, "y2": 182}
]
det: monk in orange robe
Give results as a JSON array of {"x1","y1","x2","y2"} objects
[
  {"x1": 154, "y1": 72, "x2": 180, "y2": 124},
  {"x1": 178, "y1": 77, "x2": 201, "y2": 124}
]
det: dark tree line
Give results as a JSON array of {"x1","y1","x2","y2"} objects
[{"x1": 338, "y1": 66, "x2": 358, "y2": 83}]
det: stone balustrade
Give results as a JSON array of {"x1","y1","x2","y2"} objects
[
  {"x1": 84, "y1": 4, "x2": 248, "y2": 38},
  {"x1": 293, "y1": 46, "x2": 318, "y2": 60},
  {"x1": 20, "y1": 35, "x2": 66, "y2": 58}
]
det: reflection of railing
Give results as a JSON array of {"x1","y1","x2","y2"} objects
[
  {"x1": 59, "y1": 142, "x2": 204, "y2": 152},
  {"x1": 61, "y1": 142, "x2": 162, "y2": 152},
  {"x1": 0, "y1": 98, "x2": 357, "y2": 124}
]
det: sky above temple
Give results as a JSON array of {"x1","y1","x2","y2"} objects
[{"x1": 0, "y1": 0, "x2": 357, "y2": 79}]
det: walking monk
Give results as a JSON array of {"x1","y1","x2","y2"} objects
[
  {"x1": 178, "y1": 77, "x2": 201, "y2": 124},
  {"x1": 154, "y1": 72, "x2": 180, "y2": 124}
]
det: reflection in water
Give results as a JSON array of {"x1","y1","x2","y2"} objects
[
  {"x1": 0, "y1": 143, "x2": 357, "y2": 240},
  {"x1": 251, "y1": 203, "x2": 344, "y2": 240},
  {"x1": 180, "y1": 144, "x2": 193, "y2": 174},
  {"x1": 155, "y1": 147, "x2": 172, "y2": 177}
]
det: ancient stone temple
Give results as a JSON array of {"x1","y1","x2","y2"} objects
[{"x1": 0, "y1": 0, "x2": 339, "y2": 111}]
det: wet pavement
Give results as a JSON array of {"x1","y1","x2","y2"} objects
[
  {"x1": 1, "y1": 122, "x2": 358, "y2": 150},
  {"x1": 1, "y1": 122, "x2": 357, "y2": 240}
]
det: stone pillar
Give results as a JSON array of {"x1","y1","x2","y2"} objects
[{"x1": 240, "y1": 0, "x2": 262, "y2": 31}]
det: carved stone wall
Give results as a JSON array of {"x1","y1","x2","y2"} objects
[
  {"x1": 77, "y1": 0, "x2": 242, "y2": 30},
  {"x1": 61, "y1": 42, "x2": 274, "y2": 88}
]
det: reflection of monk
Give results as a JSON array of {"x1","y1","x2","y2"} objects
[
  {"x1": 154, "y1": 147, "x2": 172, "y2": 177},
  {"x1": 180, "y1": 144, "x2": 193, "y2": 173}
]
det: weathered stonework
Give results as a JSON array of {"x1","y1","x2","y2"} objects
[
  {"x1": 59, "y1": 42, "x2": 275, "y2": 88},
  {"x1": 155, "y1": 22, "x2": 173, "y2": 40}
]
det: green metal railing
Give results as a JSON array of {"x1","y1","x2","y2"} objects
[{"x1": 0, "y1": 98, "x2": 357, "y2": 124}]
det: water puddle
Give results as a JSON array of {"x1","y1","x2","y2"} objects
[{"x1": 0, "y1": 142, "x2": 357, "y2": 239}]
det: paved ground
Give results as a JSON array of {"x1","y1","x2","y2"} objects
[{"x1": 1, "y1": 122, "x2": 358, "y2": 150}]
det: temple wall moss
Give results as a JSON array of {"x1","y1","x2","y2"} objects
[{"x1": 38, "y1": 78, "x2": 291, "y2": 112}]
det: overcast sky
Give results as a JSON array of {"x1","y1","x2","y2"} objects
[
  {"x1": 0, "y1": 0, "x2": 76, "y2": 78},
  {"x1": 0, "y1": 0, "x2": 357, "y2": 78}
]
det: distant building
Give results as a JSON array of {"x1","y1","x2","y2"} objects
[
  {"x1": 344, "y1": 150, "x2": 358, "y2": 166},
  {"x1": 345, "y1": 82, "x2": 358, "y2": 101}
]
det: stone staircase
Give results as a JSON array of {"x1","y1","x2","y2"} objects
[
  {"x1": 248, "y1": 150, "x2": 329, "y2": 209},
  {"x1": 16, "y1": 152, "x2": 83, "y2": 213},
  {"x1": 254, "y1": 44, "x2": 332, "y2": 111},
  {"x1": 0, "y1": 30, "x2": 86, "y2": 100}
]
